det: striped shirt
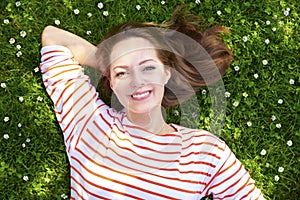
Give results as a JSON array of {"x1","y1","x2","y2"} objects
[{"x1": 40, "y1": 45, "x2": 264, "y2": 200}]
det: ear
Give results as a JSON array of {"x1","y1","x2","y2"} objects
[
  {"x1": 109, "y1": 80, "x2": 114, "y2": 91},
  {"x1": 164, "y1": 67, "x2": 171, "y2": 85}
]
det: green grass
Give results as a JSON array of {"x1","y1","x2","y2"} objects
[{"x1": 0, "y1": 0, "x2": 299, "y2": 199}]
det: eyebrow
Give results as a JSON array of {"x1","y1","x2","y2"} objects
[{"x1": 112, "y1": 59, "x2": 157, "y2": 70}]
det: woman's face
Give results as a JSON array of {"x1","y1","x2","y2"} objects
[{"x1": 109, "y1": 37, "x2": 171, "y2": 114}]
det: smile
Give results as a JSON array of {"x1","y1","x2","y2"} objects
[{"x1": 131, "y1": 90, "x2": 151, "y2": 100}]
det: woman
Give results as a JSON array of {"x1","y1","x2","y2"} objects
[{"x1": 40, "y1": 7, "x2": 264, "y2": 200}]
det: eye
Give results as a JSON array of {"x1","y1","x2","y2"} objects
[
  {"x1": 115, "y1": 71, "x2": 128, "y2": 78},
  {"x1": 143, "y1": 66, "x2": 156, "y2": 71}
]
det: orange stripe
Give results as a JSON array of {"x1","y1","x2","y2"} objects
[
  {"x1": 42, "y1": 58, "x2": 76, "y2": 74},
  {"x1": 45, "y1": 63, "x2": 77, "y2": 73},
  {"x1": 47, "y1": 67, "x2": 79, "y2": 80}
]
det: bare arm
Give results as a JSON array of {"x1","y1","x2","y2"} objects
[{"x1": 41, "y1": 25, "x2": 98, "y2": 68}]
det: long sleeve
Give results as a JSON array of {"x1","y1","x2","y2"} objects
[
  {"x1": 204, "y1": 143, "x2": 265, "y2": 200},
  {"x1": 40, "y1": 45, "x2": 111, "y2": 152}
]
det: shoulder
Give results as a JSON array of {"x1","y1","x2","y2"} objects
[
  {"x1": 172, "y1": 124, "x2": 228, "y2": 161},
  {"x1": 173, "y1": 124, "x2": 226, "y2": 150}
]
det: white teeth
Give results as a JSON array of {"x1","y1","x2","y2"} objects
[{"x1": 132, "y1": 91, "x2": 150, "y2": 99}]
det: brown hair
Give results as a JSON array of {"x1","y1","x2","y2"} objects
[{"x1": 95, "y1": 5, "x2": 233, "y2": 108}]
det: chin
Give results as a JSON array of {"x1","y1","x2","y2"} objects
[{"x1": 126, "y1": 103, "x2": 161, "y2": 115}]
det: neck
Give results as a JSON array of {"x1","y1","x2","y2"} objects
[{"x1": 126, "y1": 106, "x2": 169, "y2": 134}]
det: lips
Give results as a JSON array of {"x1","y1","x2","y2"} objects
[{"x1": 131, "y1": 90, "x2": 151, "y2": 100}]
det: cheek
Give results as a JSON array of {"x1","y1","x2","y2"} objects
[{"x1": 110, "y1": 79, "x2": 126, "y2": 94}]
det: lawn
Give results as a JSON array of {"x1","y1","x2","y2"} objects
[{"x1": 0, "y1": 0, "x2": 299, "y2": 199}]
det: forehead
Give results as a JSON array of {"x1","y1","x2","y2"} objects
[{"x1": 110, "y1": 37, "x2": 158, "y2": 66}]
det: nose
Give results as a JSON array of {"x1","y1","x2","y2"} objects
[{"x1": 130, "y1": 70, "x2": 145, "y2": 87}]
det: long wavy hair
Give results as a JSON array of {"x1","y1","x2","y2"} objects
[{"x1": 95, "y1": 5, "x2": 234, "y2": 108}]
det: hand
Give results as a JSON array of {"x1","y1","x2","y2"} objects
[{"x1": 41, "y1": 26, "x2": 98, "y2": 68}]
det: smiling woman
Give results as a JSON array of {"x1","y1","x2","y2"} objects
[
  {"x1": 109, "y1": 37, "x2": 171, "y2": 132},
  {"x1": 40, "y1": 5, "x2": 265, "y2": 200}
]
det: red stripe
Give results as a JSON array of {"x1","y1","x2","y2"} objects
[
  {"x1": 42, "y1": 58, "x2": 75, "y2": 73},
  {"x1": 99, "y1": 112, "x2": 112, "y2": 129},
  {"x1": 181, "y1": 150, "x2": 221, "y2": 160},
  {"x1": 70, "y1": 186, "x2": 84, "y2": 200},
  {"x1": 182, "y1": 141, "x2": 220, "y2": 151},
  {"x1": 55, "y1": 80, "x2": 76, "y2": 108},
  {"x1": 124, "y1": 124, "x2": 181, "y2": 137},
  {"x1": 85, "y1": 130, "x2": 208, "y2": 182},
  {"x1": 240, "y1": 183, "x2": 256, "y2": 199},
  {"x1": 72, "y1": 157, "x2": 182, "y2": 199},
  {"x1": 210, "y1": 160, "x2": 241, "y2": 190},
  {"x1": 182, "y1": 131, "x2": 224, "y2": 148},
  {"x1": 49, "y1": 84, "x2": 57, "y2": 98},
  {"x1": 61, "y1": 83, "x2": 91, "y2": 122},
  {"x1": 183, "y1": 131, "x2": 223, "y2": 144},
  {"x1": 42, "y1": 55, "x2": 58, "y2": 62},
  {"x1": 71, "y1": 176, "x2": 111, "y2": 199},
  {"x1": 72, "y1": 150, "x2": 201, "y2": 197},
  {"x1": 55, "y1": 81, "x2": 76, "y2": 106},
  {"x1": 64, "y1": 115, "x2": 85, "y2": 145},
  {"x1": 203, "y1": 148, "x2": 230, "y2": 196},
  {"x1": 82, "y1": 130, "x2": 177, "y2": 166},
  {"x1": 74, "y1": 96, "x2": 103, "y2": 148},
  {"x1": 111, "y1": 121, "x2": 182, "y2": 146},
  {"x1": 93, "y1": 121, "x2": 181, "y2": 155},
  {"x1": 127, "y1": 131, "x2": 182, "y2": 146},
  {"x1": 71, "y1": 165, "x2": 144, "y2": 199},
  {"x1": 180, "y1": 160, "x2": 216, "y2": 167},
  {"x1": 221, "y1": 174, "x2": 251, "y2": 198},
  {"x1": 217, "y1": 156, "x2": 237, "y2": 176},
  {"x1": 81, "y1": 134, "x2": 178, "y2": 170},
  {"x1": 60, "y1": 92, "x2": 94, "y2": 133},
  {"x1": 80, "y1": 131, "x2": 210, "y2": 178},
  {"x1": 42, "y1": 49, "x2": 64, "y2": 56}
]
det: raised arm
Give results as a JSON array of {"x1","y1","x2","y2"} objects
[{"x1": 42, "y1": 25, "x2": 98, "y2": 68}]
